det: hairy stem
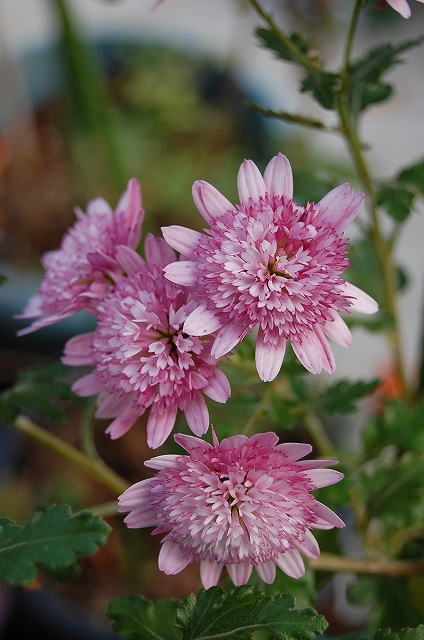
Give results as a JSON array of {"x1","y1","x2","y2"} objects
[
  {"x1": 14, "y1": 414, "x2": 129, "y2": 496},
  {"x1": 311, "y1": 552, "x2": 424, "y2": 577}
]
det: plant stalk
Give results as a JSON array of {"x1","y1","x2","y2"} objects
[{"x1": 311, "y1": 552, "x2": 424, "y2": 577}]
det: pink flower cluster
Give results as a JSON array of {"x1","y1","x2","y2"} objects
[{"x1": 17, "y1": 153, "x2": 377, "y2": 584}]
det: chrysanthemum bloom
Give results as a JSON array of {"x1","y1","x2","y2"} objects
[
  {"x1": 162, "y1": 153, "x2": 378, "y2": 382},
  {"x1": 384, "y1": 0, "x2": 424, "y2": 18},
  {"x1": 17, "y1": 179, "x2": 144, "y2": 335},
  {"x1": 63, "y1": 235, "x2": 231, "y2": 448},
  {"x1": 119, "y1": 429, "x2": 344, "y2": 587}
]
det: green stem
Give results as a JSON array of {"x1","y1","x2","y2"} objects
[
  {"x1": 343, "y1": 0, "x2": 363, "y2": 75},
  {"x1": 303, "y1": 412, "x2": 336, "y2": 459},
  {"x1": 14, "y1": 414, "x2": 129, "y2": 496},
  {"x1": 242, "y1": 385, "x2": 274, "y2": 436},
  {"x1": 82, "y1": 501, "x2": 120, "y2": 518},
  {"x1": 311, "y1": 552, "x2": 424, "y2": 577},
  {"x1": 246, "y1": 102, "x2": 340, "y2": 132},
  {"x1": 81, "y1": 400, "x2": 99, "y2": 459}
]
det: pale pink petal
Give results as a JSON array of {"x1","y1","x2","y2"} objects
[
  {"x1": 144, "y1": 454, "x2": 182, "y2": 471},
  {"x1": 301, "y1": 468, "x2": 344, "y2": 488},
  {"x1": 192, "y1": 181, "x2": 233, "y2": 224},
  {"x1": 161, "y1": 225, "x2": 203, "y2": 258},
  {"x1": 211, "y1": 323, "x2": 246, "y2": 358},
  {"x1": 311, "y1": 502, "x2": 345, "y2": 529},
  {"x1": 62, "y1": 332, "x2": 94, "y2": 366},
  {"x1": 163, "y1": 261, "x2": 198, "y2": 286},
  {"x1": 255, "y1": 328, "x2": 286, "y2": 382},
  {"x1": 275, "y1": 442, "x2": 313, "y2": 460},
  {"x1": 341, "y1": 282, "x2": 379, "y2": 314},
  {"x1": 295, "y1": 530, "x2": 320, "y2": 559},
  {"x1": 147, "y1": 404, "x2": 178, "y2": 449},
  {"x1": 275, "y1": 550, "x2": 305, "y2": 579},
  {"x1": 386, "y1": 0, "x2": 411, "y2": 17},
  {"x1": 250, "y1": 432, "x2": 279, "y2": 447},
  {"x1": 322, "y1": 311, "x2": 353, "y2": 347},
  {"x1": 237, "y1": 159, "x2": 267, "y2": 203},
  {"x1": 16, "y1": 311, "x2": 73, "y2": 336},
  {"x1": 159, "y1": 538, "x2": 191, "y2": 575},
  {"x1": 72, "y1": 373, "x2": 103, "y2": 397},
  {"x1": 263, "y1": 153, "x2": 293, "y2": 199},
  {"x1": 123, "y1": 505, "x2": 157, "y2": 529},
  {"x1": 96, "y1": 393, "x2": 130, "y2": 419},
  {"x1": 291, "y1": 326, "x2": 335, "y2": 375},
  {"x1": 144, "y1": 233, "x2": 177, "y2": 269},
  {"x1": 227, "y1": 563, "x2": 253, "y2": 586},
  {"x1": 184, "y1": 393, "x2": 209, "y2": 436},
  {"x1": 118, "y1": 178, "x2": 144, "y2": 247},
  {"x1": 115, "y1": 245, "x2": 145, "y2": 275},
  {"x1": 200, "y1": 561, "x2": 224, "y2": 589},
  {"x1": 105, "y1": 408, "x2": 140, "y2": 439},
  {"x1": 202, "y1": 369, "x2": 231, "y2": 403},
  {"x1": 85, "y1": 197, "x2": 113, "y2": 217},
  {"x1": 316, "y1": 184, "x2": 355, "y2": 233},
  {"x1": 118, "y1": 479, "x2": 153, "y2": 509},
  {"x1": 174, "y1": 432, "x2": 214, "y2": 454},
  {"x1": 184, "y1": 303, "x2": 222, "y2": 336},
  {"x1": 256, "y1": 561, "x2": 276, "y2": 584}
]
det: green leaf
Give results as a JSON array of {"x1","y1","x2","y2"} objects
[
  {"x1": 398, "y1": 161, "x2": 424, "y2": 191},
  {"x1": 300, "y1": 72, "x2": 340, "y2": 110},
  {"x1": 315, "y1": 379, "x2": 380, "y2": 415},
  {"x1": 376, "y1": 626, "x2": 424, "y2": 640},
  {"x1": 176, "y1": 586, "x2": 328, "y2": 640},
  {"x1": 376, "y1": 185, "x2": 415, "y2": 222},
  {"x1": 107, "y1": 594, "x2": 181, "y2": 640},
  {"x1": 256, "y1": 28, "x2": 310, "y2": 63},
  {"x1": 0, "y1": 504, "x2": 110, "y2": 585},
  {"x1": 362, "y1": 400, "x2": 424, "y2": 458}
]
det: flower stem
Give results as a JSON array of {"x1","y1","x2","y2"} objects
[
  {"x1": 242, "y1": 385, "x2": 274, "y2": 436},
  {"x1": 303, "y1": 412, "x2": 336, "y2": 459},
  {"x1": 311, "y1": 552, "x2": 424, "y2": 577},
  {"x1": 13, "y1": 414, "x2": 129, "y2": 496}
]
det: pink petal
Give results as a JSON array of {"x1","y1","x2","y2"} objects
[
  {"x1": 295, "y1": 530, "x2": 320, "y2": 559},
  {"x1": 237, "y1": 159, "x2": 267, "y2": 203},
  {"x1": 227, "y1": 563, "x2": 253, "y2": 586},
  {"x1": 115, "y1": 245, "x2": 145, "y2": 275},
  {"x1": 256, "y1": 560, "x2": 276, "y2": 584},
  {"x1": 144, "y1": 233, "x2": 177, "y2": 269},
  {"x1": 211, "y1": 323, "x2": 246, "y2": 358},
  {"x1": 161, "y1": 225, "x2": 203, "y2": 258},
  {"x1": 255, "y1": 329, "x2": 286, "y2": 382},
  {"x1": 263, "y1": 153, "x2": 293, "y2": 199},
  {"x1": 147, "y1": 404, "x2": 178, "y2": 448},
  {"x1": 86, "y1": 197, "x2": 113, "y2": 217},
  {"x1": 16, "y1": 311, "x2": 73, "y2": 336},
  {"x1": 275, "y1": 442, "x2": 312, "y2": 460},
  {"x1": 62, "y1": 332, "x2": 94, "y2": 366},
  {"x1": 317, "y1": 184, "x2": 361, "y2": 233},
  {"x1": 105, "y1": 408, "x2": 140, "y2": 439},
  {"x1": 184, "y1": 303, "x2": 222, "y2": 336},
  {"x1": 119, "y1": 479, "x2": 153, "y2": 509},
  {"x1": 202, "y1": 369, "x2": 231, "y2": 403},
  {"x1": 158, "y1": 538, "x2": 190, "y2": 575},
  {"x1": 275, "y1": 549, "x2": 305, "y2": 579},
  {"x1": 291, "y1": 326, "x2": 335, "y2": 375},
  {"x1": 174, "y1": 432, "x2": 214, "y2": 454},
  {"x1": 163, "y1": 261, "x2": 198, "y2": 286},
  {"x1": 96, "y1": 393, "x2": 130, "y2": 418},
  {"x1": 144, "y1": 454, "x2": 182, "y2": 470},
  {"x1": 200, "y1": 561, "x2": 224, "y2": 589},
  {"x1": 250, "y1": 432, "x2": 279, "y2": 448},
  {"x1": 192, "y1": 181, "x2": 233, "y2": 224},
  {"x1": 386, "y1": 0, "x2": 411, "y2": 17},
  {"x1": 341, "y1": 282, "x2": 379, "y2": 314},
  {"x1": 311, "y1": 501, "x2": 345, "y2": 529},
  {"x1": 184, "y1": 393, "x2": 209, "y2": 436},
  {"x1": 72, "y1": 373, "x2": 103, "y2": 397},
  {"x1": 322, "y1": 311, "x2": 353, "y2": 347},
  {"x1": 300, "y1": 468, "x2": 344, "y2": 489}
]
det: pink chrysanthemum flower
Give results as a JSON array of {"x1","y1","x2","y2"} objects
[
  {"x1": 63, "y1": 235, "x2": 231, "y2": 448},
  {"x1": 119, "y1": 429, "x2": 344, "y2": 588},
  {"x1": 384, "y1": 0, "x2": 424, "y2": 18},
  {"x1": 162, "y1": 153, "x2": 378, "y2": 382},
  {"x1": 17, "y1": 179, "x2": 144, "y2": 335}
]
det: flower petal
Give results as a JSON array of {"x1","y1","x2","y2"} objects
[
  {"x1": 227, "y1": 563, "x2": 253, "y2": 586},
  {"x1": 72, "y1": 373, "x2": 103, "y2": 397},
  {"x1": 105, "y1": 408, "x2": 140, "y2": 439},
  {"x1": 144, "y1": 454, "x2": 182, "y2": 471},
  {"x1": 161, "y1": 225, "x2": 203, "y2": 258},
  {"x1": 192, "y1": 180, "x2": 233, "y2": 224},
  {"x1": 311, "y1": 501, "x2": 345, "y2": 529},
  {"x1": 317, "y1": 184, "x2": 363, "y2": 233},
  {"x1": 211, "y1": 323, "x2": 246, "y2": 358},
  {"x1": 144, "y1": 233, "x2": 176, "y2": 269},
  {"x1": 295, "y1": 530, "x2": 320, "y2": 559},
  {"x1": 147, "y1": 404, "x2": 178, "y2": 448},
  {"x1": 200, "y1": 561, "x2": 224, "y2": 589},
  {"x1": 237, "y1": 159, "x2": 267, "y2": 203},
  {"x1": 158, "y1": 538, "x2": 190, "y2": 575},
  {"x1": 184, "y1": 393, "x2": 209, "y2": 436},
  {"x1": 184, "y1": 303, "x2": 222, "y2": 336},
  {"x1": 386, "y1": 0, "x2": 411, "y2": 18},
  {"x1": 322, "y1": 311, "x2": 353, "y2": 347},
  {"x1": 62, "y1": 332, "x2": 94, "y2": 366},
  {"x1": 263, "y1": 153, "x2": 293, "y2": 199},
  {"x1": 115, "y1": 245, "x2": 145, "y2": 276},
  {"x1": 256, "y1": 560, "x2": 276, "y2": 584},
  {"x1": 174, "y1": 432, "x2": 214, "y2": 454},
  {"x1": 341, "y1": 282, "x2": 379, "y2": 314},
  {"x1": 291, "y1": 326, "x2": 335, "y2": 375},
  {"x1": 275, "y1": 549, "x2": 305, "y2": 579},
  {"x1": 255, "y1": 329, "x2": 286, "y2": 382},
  {"x1": 163, "y1": 261, "x2": 198, "y2": 286},
  {"x1": 202, "y1": 369, "x2": 231, "y2": 403},
  {"x1": 300, "y1": 468, "x2": 344, "y2": 489}
]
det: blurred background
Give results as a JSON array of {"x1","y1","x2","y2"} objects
[{"x1": 0, "y1": 0, "x2": 423, "y2": 637}]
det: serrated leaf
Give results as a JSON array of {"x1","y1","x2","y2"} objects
[
  {"x1": 315, "y1": 379, "x2": 380, "y2": 415},
  {"x1": 256, "y1": 28, "x2": 310, "y2": 63},
  {"x1": 362, "y1": 400, "x2": 424, "y2": 458},
  {"x1": 398, "y1": 161, "x2": 424, "y2": 191},
  {"x1": 376, "y1": 185, "x2": 415, "y2": 222},
  {"x1": 176, "y1": 586, "x2": 327, "y2": 640},
  {"x1": 300, "y1": 72, "x2": 339, "y2": 110},
  {"x1": 0, "y1": 504, "x2": 110, "y2": 585},
  {"x1": 376, "y1": 625, "x2": 424, "y2": 640},
  {"x1": 107, "y1": 594, "x2": 181, "y2": 640}
]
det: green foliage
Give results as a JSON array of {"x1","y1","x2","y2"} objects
[
  {"x1": 175, "y1": 586, "x2": 328, "y2": 640},
  {"x1": 376, "y1": 626, "x2": 424, "y2": 640},
  {"x1": 108, "y1": 594, "x2": 181, "y2": 640},
  {"x1": 0, "y1": 504, "x2": 110, "y2": 585},
  {"x1": 314, "y1": 379, "x2": 380, "y2": 415},
  {"x1": 300, "y1": 72, "x2": 339, "y2": 110},
  {"x1": 377, "y1": 160, "x2": 424, "y2": 222},
  {"x1": 0, "y1": 361, "x2": 77, "y2": 424},
  {"x1": 362, "y1": 400, "x2": 424, "y2": 458},
  {"x1": 256, "y1": 29, "x2": 310, "y2": 63}
]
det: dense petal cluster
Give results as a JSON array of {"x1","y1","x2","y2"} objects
[
  {"x1": 163, "y1": 153, "x2": 378, "y2": 382},
  {"x1": 385, "y1": 0, "x2": 424, "y2": 18},
  {"x1": 119, "y1": 430, "x2": 344, "y2": 587},
  {"x1": 17, "y1": 179, "x2": 144, "y2": 335},
  {"x1": 63, "y1": 236, "x2": 230, "y2": 448}
]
